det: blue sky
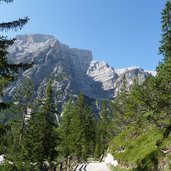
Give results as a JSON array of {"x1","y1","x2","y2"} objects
[{"x1": 0, "y1": 0, "x2": 165, "y2": 70}]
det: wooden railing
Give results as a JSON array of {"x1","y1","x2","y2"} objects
[{"x1": 48, "y1": 156, "x2": 79, "y2": 171}]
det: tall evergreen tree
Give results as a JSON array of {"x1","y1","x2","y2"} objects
[
  {"x1": 60, "y1": 93, "x2": 96, "y2": 160},
  {"x1": 2, "y1": 78, "x2": 35, "y2": 170},
  {"x1": 23, "y1": 81, "x2": 58, "y2": 170},
  {"x1": 94, "y1": 100, "x2": 112, "y2": 158},
  {"x1": 58, "y1": 100, "x2": 76, "y2": 158},
  {"x1": 13, "y1": 78, "x2": 34, "y2": 144},
  {"x1": 157, "y1": 0, "x2": 171, "y2": 95},
  {"x1": 159, "y1": 0, "x2": 171, "y2": 60},
  {"x1": 111, "y1": 74, "x2": 131, "y2": 134},
  {"x1": 0, "y1": 0, "x2": 30, "y2": 109},
  {"x1": 74, "y1": 93, "x2": 96, "y2": 160},
  {"x1": 41, "y1": 81, "x2": 57, "y2": 162},
  {"x1": 0, "y1": 1, "x2": 30, "y2": 169},
  {"x1": 0, "y1": 124, "x2": 10, "y2": 154},
  {"x1": 152, "y1": 0, "x2": 171, "y2": 137}
]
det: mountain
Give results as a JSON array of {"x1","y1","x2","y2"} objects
[{"x1": 5, "y1": 34, "x2": 155, "y2": 105}]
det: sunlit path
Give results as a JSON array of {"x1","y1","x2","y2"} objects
[{"x1": 74, "y1": 162, "x2": 110, "y2": 171}]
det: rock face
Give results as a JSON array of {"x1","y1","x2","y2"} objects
[
  {"x1": 114, "y1": 67, "x2": 155, "y2": 96},
  {"x1": 6, "y1": 34, "x2": 154, "y2": 103}
]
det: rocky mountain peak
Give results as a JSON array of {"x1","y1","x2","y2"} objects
[
  {"x1": 15, "y1": 34, "x2": 55, "y2": 43},
  {"x1": 6, "y1": 34, "x2": 155, "y2": 104},
  {"x1": 86, "y1": 61, "x2": 118, "y2": 91}
]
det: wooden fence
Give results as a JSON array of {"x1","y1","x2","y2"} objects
[{"x1": 48, "y1": 156, "x2": 78, "y2": 171}]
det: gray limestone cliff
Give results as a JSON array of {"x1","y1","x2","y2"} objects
[{"x1": 6, "y1": 34, "x2": 155, "y2": 104}]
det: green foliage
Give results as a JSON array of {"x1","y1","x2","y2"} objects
[
  {"x1": 109, "y1": 72, "x2": 171, "y2": 169},
  {"x1": 109, "y1": 3, "x2": 171, "y2": 167},
  {"x1": 159, "y1": 1, "x2": 171, "y2": 59},
  {"x1": 94, "y1": 100, "x2": 113, "y2": 158},
  {"x1": 110, "y1": 165, "x2": 131, "y2": 171},
  {"x1": 110, "y1": 125, "x2": 163, "y2": 169},
  {"x1": 151, "y1": 0, "x2": 171, "y2": 139},
  {"x1": 156, "y1": 0, "x2": 171, "y2": 121},
  {"x1": 0, "y1": 79, "x2": 35, "y2": 170},
  {"x1": 57, "y1": 100, "x2": 76, "y2": 157},
  {"x1": 58, "y1": 93, "x2": 96, "y2": 161},
  {"x1": 22, "y1": 81, "x2": 58, "y2": 169},
  {"x1": 0, "y1": 124, "x2": 10, "y2": 154},
  {"x1": 0, "y1": 108, "x2": 19, "y2": 124},
  {"x1": 0, "y1": 81, "x2": 58, "y2": 170},
  {"x1": 55, "y1": 72, "x2": 68, "y2": 82},
  {"x1": 0, "y1": 1, "x2": 170, "y2": 170},
  {"x1": 74, "y1": 93, "x2": 96, "y2": 160},
  {"x1": 0, "y1": 1, "x2": 30, "y2": 108},
  {"x1": 0, "y1": 1, "x2": 31, "y2": 168},
  {"x1": 111, "y1": 74, "x2": 138, "y2": 135}
]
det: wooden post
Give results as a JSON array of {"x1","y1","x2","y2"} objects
[
  {"x1": 60, "y1": 162, "x2": 62, "y2": 171},
  {"x1": 65, "y1": 159, "x2": 67, "y2": 171},
  {"x1": 68, "y1": 156, "x2": 71, "y2": 171},
  {"x1": 49, "y1": 155, "x2": 79, "y2": 171}
]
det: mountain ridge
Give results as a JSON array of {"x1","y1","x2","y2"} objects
[{"x1": 6, "y1": 34, "x2": 155, "y2": 104}]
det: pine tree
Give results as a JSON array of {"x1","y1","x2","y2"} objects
[
  {"x1": 13, "y1": 78, "x2": 35, "y2": 144},
  {"x1": 111, "y1": 74, "x2": 130, "y2": 134},
  {"x1": 1, "y1": 79, "x2": 35, "y2": 170},
  {"x1": 0, "y1": 1, "x2": 31, "y2": 169},
  {"x1": 0, "y1": 124, "x2": 10, "y2": 154},
  {"x1": 159, "y1": 0, "x2": 171, "y2": 60},
  {"x1": 157, "y1": 0, "x2": 171, "y2": 96},
  {"x1": 22, "y1": 99, "x2": 45, "y2": 170},
  {"x1": 23, "y1": 81, "x2": 58, "y2": 170},
  {"x1": 129, "y1": 0, "x2": 171, "y2": 139},
  {"x1": 157, "y1": 0, "x2": 171, "y2": 95},
  {"x1": 94, "y1": 100, "x2": 112, "y2": 158},
  {"x1": 58, "y1": 97, "x2": 96, "y2": 159},
  {"x1": 58, "y1": 100, "x2": 76, "y2": 158},
  {"x1": 0, "y1": 0, "x2": 30, "y2": 109},
  {"x1": 153, "y1": 0, "x2": 171, "y2": 137},
  {"x1": 65, "y1": 93, "x2": 96, "y2": 161},
  {"x1": 41, "y1": 81, "x2": 57, "y2": 162}
]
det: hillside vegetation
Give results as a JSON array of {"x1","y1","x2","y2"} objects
[{"x1": 109, "y1": 1, "x2": 171, "y2": 170}]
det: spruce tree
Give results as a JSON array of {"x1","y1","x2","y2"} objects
[
  {"x1": 0, "y1": 0, "x2": 30, "y2": 109},
  {"x1": 58, "y1": 100, "x2": 76, "y2": 158},
  {"x1": 73, "y1": 93, "x2": 96, "y2": 160},
  {"x1": 153, "y1": 0, "x2": 171, "y2": 137},
  {"x1": 1, "y1": 79, "x2": 35, "y2": 170},
  {"x1": 130, "y1": 0, "x2": 171, "y2": 139},
  {"x1": 13, "y1": 78, "x2": 35, "y2": 144},
  {"x1": 41, "y1": 81, "x2": 57, "y2": 162},
  {"x1": 61, "y1": 93, "x2": 96, "y2": 160},
  {"x1": 23, "y1": 81, "x2": 58, "y2": 170},
  {"x1": 0, "y1": 0, "x2": 30, "y2": 169},
  {"x1": 0, "y1": 124, "x2": 10, "y2": 154},
  {"x1": 159, "y1": 0, "x2": 171, "y2": 60},
  {"x1": 157, "y1": 0, "x2": 171, "y2": 96},
  {"x1": 22, "y1": 99, "x2": 45, "y2": 170},
  {"x1": 94, "y1": 100, "x2": 112, "y2": 158},
  {"x1": 111, "y1": 74, "x2": 130, "y2": 134}
]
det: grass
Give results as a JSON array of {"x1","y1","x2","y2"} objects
[
  {"x1": 0, "y1": 165, "x2": 5, "y2": 171},
  {"x1": 110, "y1": 165, "x2": 131, "y2": 171},
  {"x1": 110, "y1": 125, "x2": 163, "y2": 167}
]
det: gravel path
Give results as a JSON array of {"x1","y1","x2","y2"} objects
[{"x1": 75, "y1": 162, "x2": 110, "y2": 171}]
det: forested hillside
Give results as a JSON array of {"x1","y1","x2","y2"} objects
[{"x1": 109, "y1": 1, "x2": 171, "y2": 170}]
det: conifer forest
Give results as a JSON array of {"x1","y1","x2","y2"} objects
[{"x1": 0, "y1": 0, "x2": 171, "y2": 171}]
